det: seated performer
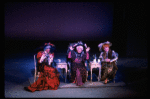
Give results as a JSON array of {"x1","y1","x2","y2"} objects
[
  {"x1": 98, "y1": 41, "x2": 118, "y2": 84},
  {"x1": 24, "y1": 42, "x2": 60, "y2": 92},
  {"x1": 68, "y1": 41, "x2": 90, "y2": 86}
]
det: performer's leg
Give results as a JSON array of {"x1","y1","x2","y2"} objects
[
  {"x1": 108, "y1": 69, "x2": 117, "y2": 80},
  {"x1": 81, "y1": 67, "x2": 87, "y2": 83},
  {"x1": 76, "y1": 68, "x2": 84, "y2": 86},
  {"x1": 71, "y1": 67, "x2": 76, "y2": 83},
  {"x1": 101, "y1": 67, "x2": 108, "y2": 81}
]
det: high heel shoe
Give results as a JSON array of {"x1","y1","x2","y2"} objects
[
  {"x1": 104, "y1": 78, "x2": 108, "y2": 84},
  {"x1": 72, "y1": 80, "x2": 76, "y2": 83}
]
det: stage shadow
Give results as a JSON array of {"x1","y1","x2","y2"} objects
[
  {"x1": 118, "y1": 66, "x2": 148, "y2": 84},
  {"x1": 5, "y1": 73, "x2": 29, "y2": 84}
]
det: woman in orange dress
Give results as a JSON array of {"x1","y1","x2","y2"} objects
[{"x1": 24, "y1": 42, "x2": 60, "y2": 92}]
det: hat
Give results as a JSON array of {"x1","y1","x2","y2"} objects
[
  {"x1": 72, "y1": 41, "x2": 88, "y2": 52},
  {"x1": 98, "y1": 41, "x2": 112, "y2": 51},
  {"x1": 44, "y1": 42, "x2": 55, "y2": 51},
  {"x1": 73, "y1": 41, "x2": 87, "y2": 48}
]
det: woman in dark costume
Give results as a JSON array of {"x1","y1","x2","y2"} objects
[
  {"x1": 98, "y1": 41, "x2": 118, "y2": 84},
  {"x1": 24, "y1": 42, "x2": 60, "y2": 92},
  {"x1": 68, "y1": 41, "x2": 90, "y2": 86}
]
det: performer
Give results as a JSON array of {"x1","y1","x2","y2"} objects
[
  {"x1": 68, "y1": 41, "x2": 90, "y2": 86},
  {"x1": 98, "y1": 41, "x2": 118, "y2": 84},
  {"x1": 24, "y1": 42, "x2": 60, "y2": 92}
]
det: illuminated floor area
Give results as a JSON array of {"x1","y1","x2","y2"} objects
[
  {"x1": 4, "y1": 79, "x2": 147, "y2": 98},
  {"x1": 4, "y1": 52, "x2": 148, "y2": 98},
  {"x1": 28, "y1": 76, "x2": 126, "y2": 88}
]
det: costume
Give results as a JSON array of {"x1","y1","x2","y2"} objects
[
  {"x1": 68, "y1": 41, "x2": 90, "y2": 86},
  {"x1": 98, "y1": 41, "x2": 118, "y2": 84},
  {"x1": 26, "y1": 42, "x2": 60, "y2": 92}
]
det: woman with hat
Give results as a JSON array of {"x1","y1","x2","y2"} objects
[
  {"x1": 68, "y1": 41, "x2": 90, "y2": 86},
  {"x1": 98, "y1": 41, "x2": 118, "y2": 84},
  {"x1": 24, "y1": 42, "x2": 60, "y2": 92}
]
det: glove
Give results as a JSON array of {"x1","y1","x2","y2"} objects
[
  {"x1": 69, "y1": 46, "x2": 74, "y2": 51},
  {"x1": 48, "y1": 54, "x2": 54, "y2": 65},
  {"x1": 86, "y1": 47, "x2": 90, "y2": 52}
]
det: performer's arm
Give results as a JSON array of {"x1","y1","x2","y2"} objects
[
  {"x1": 99, "y1": 52, "x2": 105, "y2": 62},
  {"x1": 110, "y1": 50, "x2": 118, "y2": 63},
  {"x1": 86, "y1": 52, "x2": 89, "y2": 60},
  {"x1": 85, "y1": 47, "x2": 90, "y2": 60},
  {"x1": 68, "y1": 46, "x2": 74, "y2": 58},
  {"x1": 68, "y1": 51, "x2": 72, "y2": 58},
  {"x1": 37, "y1": 51, "x2": 46, "y2": 63},
  {"x1": 48, "y1": 53, "x2": 54, "y2": 65}
]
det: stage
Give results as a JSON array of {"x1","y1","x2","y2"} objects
[
  {"x1": 4, "y1": 52, "x2": 148, "y2": 98},
  {"x1": 4, "y1": 2, "x2": 147, "y2": 98}
]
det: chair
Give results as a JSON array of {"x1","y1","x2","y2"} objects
[
  {"x1": 66, "y1": 58, "x2": 89, "y2": 82},
  {"x1": 66, "y1": 55, "x2": 72, "y2": 79},
  {"x1": 113, "y1": 52, "x2": 118, "y2": 83},
  {"x1": 85, "y1": 60, "x2": 89, "y2": 82},
  {"x1": 33, "y1": 54, "x2": 40, "y2": 83},
  {"x1": 67, "y1": 61, "x2": 71, "y2": 80}
]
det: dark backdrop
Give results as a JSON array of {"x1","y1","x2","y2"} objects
[
  {"x1": 111, "y1": 2, "x2": 147, "y2": 57},
  {"x1": 5, "y1": 2, "x2": 113, "y2": 41},
  {"x1": 5, "y1": 2, "x2": 147, "y2": 58}
]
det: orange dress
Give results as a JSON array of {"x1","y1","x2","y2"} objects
[{"x1": 27, "y1": 51, "x2": 60, "y2": 92}]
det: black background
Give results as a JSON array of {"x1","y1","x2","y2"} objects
[{"x1": 5, "y1": 2, "x2": 147, "y2": 58}]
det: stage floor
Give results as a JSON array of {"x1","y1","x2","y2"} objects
[
  {"x1": 4, "y1": 52, "x2": 148, "y2": 98},
  {"x1": 27, "y1": 76, "x2": 126, "y2": 89}
]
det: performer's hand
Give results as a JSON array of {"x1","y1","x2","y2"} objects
[
  {"x1": 49, "y1": 54, "x2": 53, "y2": 59},
  {"x1": 86, "y1": 47, "x2": 90, "y2": 52},
  {"x1": 105, "y1": 59, "x2": 110, "y2": 62},
  {"x1": 39, "y1": 53, "x2": 46, "y2": 63},
  {"x1": 69, "y1": 46, "x2": 74, "y2": 51},
  {"x1": 42, "y1": 52, "x2": 47, "y2": 57}
]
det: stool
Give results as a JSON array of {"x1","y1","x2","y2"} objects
[{"x1": 89, "y1": 62, "x2": 101, "y2": 82}]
